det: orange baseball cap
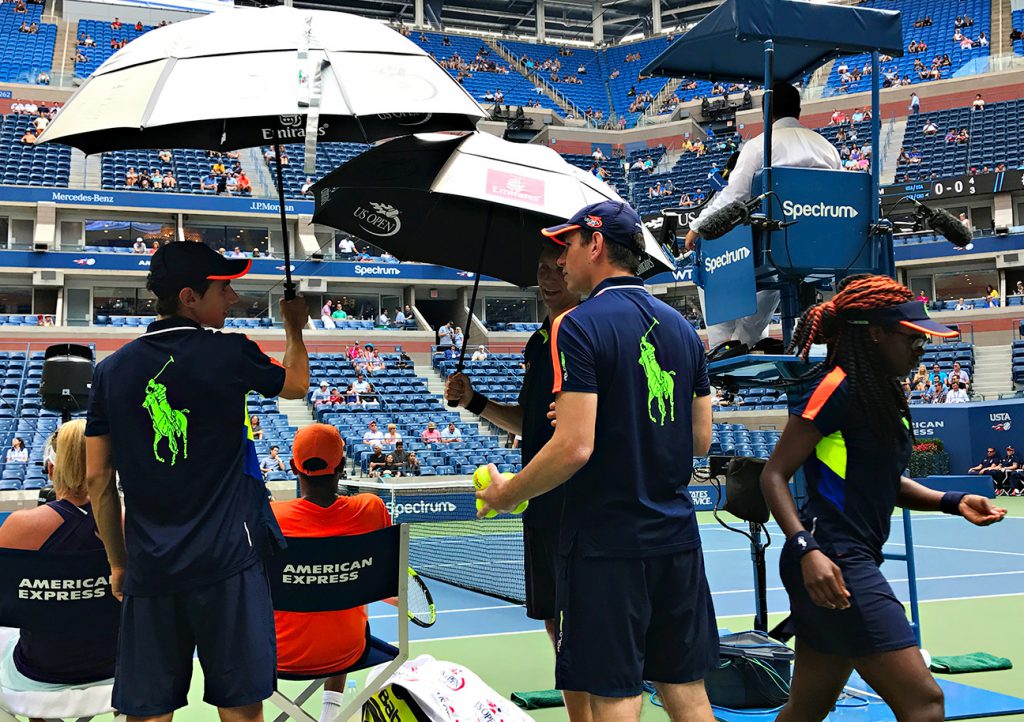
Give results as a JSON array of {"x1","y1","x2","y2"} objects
[{"x1": 291, "y1": 423, "x2": 345, "y2": 477}]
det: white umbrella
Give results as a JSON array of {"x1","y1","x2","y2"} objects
[
  {"x1": 37, "y1": 6, "x2": 486, "y2": 296},
  {"x1": 38, "y1": 6, "x2": 485, "y2": 157}
]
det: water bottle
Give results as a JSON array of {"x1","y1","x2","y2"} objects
[{"x1": 343, "y1": 679, "x2": 360, "y2": 722}]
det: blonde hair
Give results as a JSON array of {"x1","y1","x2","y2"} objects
[{"x1": 51, "y1": 419, "x2": 88, "y2": 498}]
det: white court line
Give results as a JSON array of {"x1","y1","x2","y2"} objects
[
  {"x1": 393, "y1": 592, "x2": 1024, "y2": 645},
  {"x1": 369, "y1": 603, "x2": 520, "y2": 620},
  {"x1": 712, "y1": 569, "x2": 1024, "y2": 596},
  {"x1": 887, "y1": 542, "x2": 1024, "y2": 558}
]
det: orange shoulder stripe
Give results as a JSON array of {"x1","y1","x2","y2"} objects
[
  {"x1": 549, "y1": 309, "x2": 573, "y2": 394},
  {"x1": 800, "y1": 367, "x2": 847, "y2": 421}
]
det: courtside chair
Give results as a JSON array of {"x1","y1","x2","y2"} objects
[
  {"x1": 0, "y1": 548, "x2": 120, "y2": 722},
  {"x1": 266, "y1": 524, "x2": 410, "y2": 722}
]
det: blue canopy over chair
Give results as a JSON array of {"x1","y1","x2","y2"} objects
[{"x1": 642, "y1": 0, "x2": 903, "y2": 84}]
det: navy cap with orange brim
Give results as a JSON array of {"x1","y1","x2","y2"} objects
[
  {"x1": 148, "y1": 241, "x2": 252, "y2": 297},
  {"x1": 541, "y1": 200, "x2": 643, "y2": 249},
  {"x1": 846, "y1": 301, "x2": 959, "y2": 338}
]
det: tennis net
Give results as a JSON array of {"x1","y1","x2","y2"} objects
[{"x1": 341, "y1": 479, "x2": 525, "y2": 604}]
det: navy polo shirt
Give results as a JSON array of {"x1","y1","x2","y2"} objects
[
  {"x1": 85, "y1": 317, "x2": 287, "y2": 596},
  {"x1": 791, "y1": 367, "x2": 912, "y2": 563},
  {"x1": 550, "y1": 276, "x2": 710, "y2": 557},
  {"x1": 517, "y1": 316, "x2": 563, "y2": 529},
  {"x1": 976, "y1": 454, "x2": 1002, "y2": 468}
]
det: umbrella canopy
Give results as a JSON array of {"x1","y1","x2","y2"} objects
[
  {"x1": 37, "y1": 5, "x2": 485, "y2": 154},
  {"x1": 643, "y1": 0, "x2": 903, "y2": 84},
  {"x1": 310, "y1": 132, "x2": 676, "y2": 288}
]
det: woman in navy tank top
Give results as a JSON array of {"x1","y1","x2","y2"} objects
[{"x1": 0, "y1": 420, "x2": 119, "y2": 687}]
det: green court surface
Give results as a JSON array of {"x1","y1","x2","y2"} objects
[{"x1": 89, "y1": 500, "x2": 1024, "y2": 720}]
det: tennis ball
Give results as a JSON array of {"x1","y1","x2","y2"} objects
[{"x1": 472, "y1": 465, "x2": 528, "y2": 518}]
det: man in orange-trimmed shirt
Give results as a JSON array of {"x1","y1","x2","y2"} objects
[{"x1": 272, "y1": 424, "x2": 390, "y2": 722}]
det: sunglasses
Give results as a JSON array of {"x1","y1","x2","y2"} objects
[{"x1": 889, "y1": 327, "x2": 928, "y2": 350}]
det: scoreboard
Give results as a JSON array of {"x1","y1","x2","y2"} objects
[{"x1": 880, "y1": 171, "x2": 1024, "y2": 209}]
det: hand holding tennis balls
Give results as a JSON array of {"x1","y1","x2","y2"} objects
[{"x1": 473, "y1": 463, "x2": 528, "y2": 519}]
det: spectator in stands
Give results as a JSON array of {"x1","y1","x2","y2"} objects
[
  {"x1": 110, "y1": 16, "x2": 122, "y2": 30},
  {"x1": 383, "y1": 423, "x2": 401, "y2": 446},
  {"x1": 985, "y1": 284, "x2": 1000, "y2": 307},
  {"x1": 37, "y1": 70, "x2": 50, "y2": 84},
  {"x1": 924, "y1": 378, "x2": 947, "y2": 404},
  {"x1": 200, "y1": 173, "x2": 217, "y2": 192},
  {"x1": 135, "y1": 20, "x2": 143, "y2": 31},
  {"x1": 911, "y1": 363, "x2": 929, "y2": 388},
  {"x1": 404, "y1": 451, "x2": 421, "y2": 476},
  {"x1": 260, "y1": 445, "x2": 286, "y2": 478},
  {"x1": 452, "y1": 326, "x2": 465, "y2": 349},
  {"x1": 6, "y1": 437, "x2": 27, "y2": 463},
  {"x1": 393, "y1": 307, "x2": 406, "y2": 326},
  {"x1": 954, "y1": 298, "x2": 968, "y2": 311},
  {"x1": 440, "y1": 422, "x2": 462, "y2": 444},
  {"x1": 367, "y1": 445, "x2": 388, "y2": 476},
  {"x1": 330, "y1": 302, "x2": 347, "y2": 322},
  {"x1": 471, "y1": 345, "x2": 488, "y2": 361},
  {"x1": 236, "y1": 171, "x2": 251, "y2": 194},
  {"x1": 0, "y1": 420, "x2": 120, "y2": 692},
  {"x1": 311, "y1": 380, "x2": 331, "y2": 407},
  {"x1": 901, "y1": 378, "x2": 913, "y2": 400},
  {"x1": 909, "y1": 93, "x2": 920, "y2": 115},
  {"x1": 19, "y1": 128, "x2": 35, "y2": 145},
  {"x1": 421, "y1": 421, "x2": 442, "y2": 445},
  {"x1": 149, "y1": 241, "x2": 160, "y2": 254},
  {"x1": 950, "y1": 361, "x2": 970, "y2": 387},
  {"x1": 922, "y1": 121, "x2": 938, "y2": 136},
  {"x1": 969, "y1": 447, "x2": 1004, "y2": 481},
  {"x1": 956, "y1": 128, "x2": 970, "y2": 144},
  {"x1": 1011, "y1": 28, "x2": 1022, "y2": 42},
  {"x1": 163, "y1": 171, "x2": 177, "y2": 190},
  {"x1": 979, "y1": 32, "x2": 989, "y2": 47},
  {"x1": 592, "y1": 147, "x2": 606, "y2": 161},
  {"x1": 300, "y1": 177, "x2": 314, "y2": 195},
  {"x1": 249, "y1": 414, "x2": 264, "y2": 441},
  {"x1": 132, "y1": 237, "x2": 147, "y2": 254},
  {"x1": 973, "y1": 94, "x2": 986, "y2": 111},
  {"x1": 928, "y1": 362, "x2": 945, "y2": 386},
  {"x1": 362, "y1": 420, "x2": 385, "y2": 446},
  {"x1": 152, "y1": 169, "x2": 164, "y2": 189},
  {"x1": 1016, "y1": 281, "x2": 1024, "y2": 296},
  {"x1": 158, "y1": 149, "x2": 172, "y2": 164},
  {"x1": 945, "y1": 378, "x2": 969, "y2": 403},
  {"x1": 337, "y1": 236, "x2": 356, "y2": 260}
]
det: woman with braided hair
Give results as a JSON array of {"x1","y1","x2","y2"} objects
[{"x1": 761, "y1": 274, "x2": 1006, "y2": 722}]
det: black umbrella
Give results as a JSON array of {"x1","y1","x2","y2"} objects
[{"x1": 311, "y1": 132, "x2": 675, "y2": 393}]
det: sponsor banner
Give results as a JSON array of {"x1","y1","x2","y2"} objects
[
  {"x1": 698, "y1": 224, "x2": 757, "y2": 326},
  {"x1": 894, "y1": 232, "x2": 1024, "y2": 262},
  {"x1": 0, "y1": 250, "x2": 497, "y2": 283},
  {"x1": 910, "y1": 399, "x2": 1024, "y2": 474},
  {"x1": 687, "y1": 482, "x2": 723, "y2": 511},
  {"x1": 0, "y1": 186, "x2": 315, "y2": 217}
]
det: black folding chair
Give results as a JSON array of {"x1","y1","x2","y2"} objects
[{"x1": 266, "y1": 524, "x2": 410, "y2": 722}]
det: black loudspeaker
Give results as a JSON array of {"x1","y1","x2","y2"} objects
[{"x1": 40, "y1": 344, "x2": 94, "y2": 414}]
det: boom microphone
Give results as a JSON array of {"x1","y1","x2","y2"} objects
[
  {"x1": 695, "y1": 192, "x2": 770, "y2": 240},
  {"x1": 911, "y1": 200, "x2": 974, "y2": 249}
]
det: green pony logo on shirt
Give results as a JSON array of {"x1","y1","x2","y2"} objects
[
  {"x1": 639, "y1": 318, "x2": 676, "y2": 426},
  {"x1": 142, "y1": 356, "x2": 190, "y2": 465}
]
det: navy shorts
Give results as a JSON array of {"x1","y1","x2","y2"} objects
[
  {"x1": 554, "y1": 546, "x2": 719, "y2": 698},
  {"x1": 779, "y1": 536, "x2": 917, "y2": 658},
  {"x1": 112, "y1": 562, "x2": 276, "y2": 716},
  {"x1": 523, "y1": 525, "x2": 558, "y2": 621}
]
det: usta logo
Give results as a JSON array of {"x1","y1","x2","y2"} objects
[{"x1": 991, "y1": 412, "x2": 1012, "y2": 432}]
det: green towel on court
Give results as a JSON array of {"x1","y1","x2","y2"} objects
[
  {"x1": 930, "y1": 652, "x2": 1013, "y2": 674},
  {"x1": 510, "y1": 690, "x2": 564, "y2": 710}
]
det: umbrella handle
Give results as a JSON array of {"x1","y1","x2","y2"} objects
[
  {"x1": 272, "y1": 143, "x2": 296, "y2": 301},
  {"x1": 447, "y1": 225, "x2": 488, "y2": 407}
]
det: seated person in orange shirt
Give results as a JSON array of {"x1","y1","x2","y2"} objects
[{"x1": 272, "y1": 424, "x2": 391, "y2": 722}]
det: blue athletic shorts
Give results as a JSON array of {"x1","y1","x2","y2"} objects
[
  {"x1": 112, "y1": 562, "x2": 276, "y2": 716},
  {"x1": 554, "y1": 546, "x2": 719, "y2": 697},
  {"x1": 779, "y1": 536, "x2": 918, "y2": 658}
]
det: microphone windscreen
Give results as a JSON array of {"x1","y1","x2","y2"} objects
[
  {"x1": 698, "y1": 201, "x2": 750, "y2": 240},
  {"x1": 927, "y1": 207, "x2": 974, "y2": 248}
]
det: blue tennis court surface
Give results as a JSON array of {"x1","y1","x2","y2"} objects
[{"x1": 373, "y1": 514, "x2": 1024, "y2": 643}]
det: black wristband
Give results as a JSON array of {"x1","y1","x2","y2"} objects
[
  {"x1": 941, "y1": 491, "x2": 967, "y2": 516},
  {"x1": 466, "y1": 392, "x2": 489, "y2": 416},
  {"x1": 791, "y1": 530, "x2": 821, "y2": 557}
]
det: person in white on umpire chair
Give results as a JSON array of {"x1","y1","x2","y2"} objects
[{"x1": 685, "y1": 83, "x2": 842, "y2": 349}]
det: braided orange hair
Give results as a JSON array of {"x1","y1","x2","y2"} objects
[
  {"x1": 790, "y1": 274, "x2": 916, "y2": 441},
  {"x1": 792, "y1": 275, "x2": 914, "y2": 361}
]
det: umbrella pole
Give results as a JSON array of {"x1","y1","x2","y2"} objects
[
  {"x1": 447, "y1": 211, "x2": 491, "y2": 408},
  {"x1": 273, "y1": 143, "x2": 296, "y2": 300}
]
